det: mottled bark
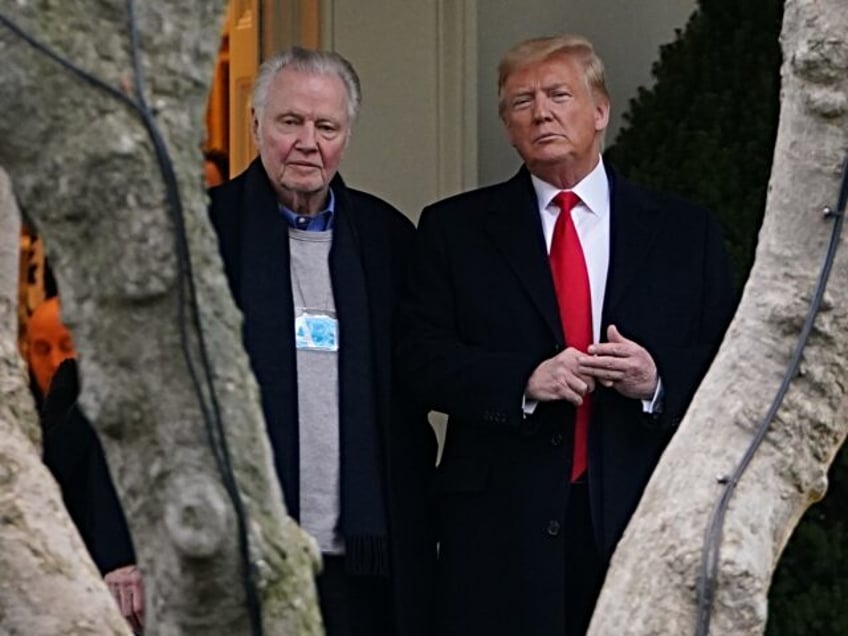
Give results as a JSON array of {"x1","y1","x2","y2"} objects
[
  {"x1": 0, "y1": 167, "x2": 130, "y2": 634},
  {"x1": 0, "y1": 2, "x2": 321, "y2": 634},
  {"x1": 590, "y1": 1, "x2": 848, "y2": 634}
]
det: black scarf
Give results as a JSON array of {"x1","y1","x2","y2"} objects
[{"x1": 235, "y1": 163, "x2": 388, "y2": 576}]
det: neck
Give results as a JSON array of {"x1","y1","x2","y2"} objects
[
  {"x1": 532, "y1": 154, "x2": 601, "y2": 190},
  {"x1": 278, "y1": 187, "x2": 329, "y2": 217}
]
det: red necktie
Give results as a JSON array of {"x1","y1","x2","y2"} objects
[{"x1": 549, "y1": 191, "x2": 592, "y2": 482}]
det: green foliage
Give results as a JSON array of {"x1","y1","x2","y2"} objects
[{"x1": 606, "y1": 0, "x2": 847, "y2": 632}]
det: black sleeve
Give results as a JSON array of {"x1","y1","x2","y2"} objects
[
  {"x1": 40, "y1": 360, "x2": 135, "y2": 574},
  {"x1": 651, "y1": 209, "x2": 737, "y2": 428},
  {"x1": 87, "y1": 435, "x2": 136, "y2": 574}
]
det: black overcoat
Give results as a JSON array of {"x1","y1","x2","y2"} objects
[{"x1": 397, "y1": 164, "x2": 736, "y2": 636}]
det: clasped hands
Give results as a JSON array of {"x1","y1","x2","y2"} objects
[{"x1": 526, "y1": 325, "x2": 657, "y2": 405}]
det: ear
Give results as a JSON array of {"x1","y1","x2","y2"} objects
[
  {"x1": 594, "y1": 96, "x2": 610, "y2": 133},
  {"x1": 251, "y1": 107, "x2": 260, "y2": 144}
]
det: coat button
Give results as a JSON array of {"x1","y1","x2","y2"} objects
[
  {"x1": 550, "y1": 432, "x2": 563, "y2": 446},
  {"x1": 546, "y1": 520, "x2": 561, "y2": 536}
]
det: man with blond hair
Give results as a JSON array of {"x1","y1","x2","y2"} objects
[{"x1": 399, "y1": 35, "x2": 735, "y2": 635}]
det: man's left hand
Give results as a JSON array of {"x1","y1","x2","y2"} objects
[{"x1": 578, "y1": 325, "x2": 657, "y2": 400}]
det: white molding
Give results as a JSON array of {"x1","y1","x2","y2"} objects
[{"x1": 436, "y1": 0, "x2": 478, "y2": 196}]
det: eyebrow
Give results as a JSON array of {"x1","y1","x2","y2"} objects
[{"x1": 509, "y1": 80, "x2": 571, "y2": 95}]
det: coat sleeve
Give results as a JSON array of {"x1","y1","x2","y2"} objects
[
  {"x1": 396, "y1": 206, "x2": 543, "y2": 430},
  {"x1": 41, "y1": 360, "x2": 136, "y2": 575},
  {"x1": 650, "y1": 209, "x2": 737, "y2": 428}
]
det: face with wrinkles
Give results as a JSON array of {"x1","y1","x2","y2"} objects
[
  {"x1": 500, "y1": 54, "x2": 609, "y2": 185},
  {"x1": 253, "y1": 68, "x2": 350, "y2": 214}
]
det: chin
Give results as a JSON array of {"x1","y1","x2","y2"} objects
[
  {"x1": 288, "y1": 182, "x2": 329, "y2": 197},
  {"x1": 528, "y1": 154, "x2": 571, "y2": 169}
]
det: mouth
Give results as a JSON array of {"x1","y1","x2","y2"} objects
[
  {"x1": 534, "y1": 133, "x2": 564, "y2": 144},
  {"x1": 283, "y1": 163, "x2": 324, "y2": 178},
  {"x1": 287, "y1": 162, "x2": 322, "y2": 170}
]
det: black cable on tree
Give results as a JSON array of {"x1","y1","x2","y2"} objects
[{"x1": 0, "y1": 7, "x2": 263, "y2": 635}]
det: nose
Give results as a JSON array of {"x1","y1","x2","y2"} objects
[
  {"x1": 531, "y1": 95, "x2": 552, "y2": 123},
  {"x1": 295, "y1": 121, "x2": 318, "y2": 148}
]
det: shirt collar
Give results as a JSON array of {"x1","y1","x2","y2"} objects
[
  {"x1": 278, "y1": 188, "x2": 336, "y2": 231},
  {"x1": 530, "y1": 156, "x2": 609, "y2": 218}
]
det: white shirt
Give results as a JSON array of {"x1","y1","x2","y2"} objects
[{"x1": 525, "y1": 156, "x2": 662, "y2": 414}]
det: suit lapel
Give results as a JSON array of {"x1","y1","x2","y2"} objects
[
  {"x1": 483, "y1": 168, "x2": 563, "y2": 342},
  {"x1": 602, "y1": 167, "x2": 663, "y2": 323}
]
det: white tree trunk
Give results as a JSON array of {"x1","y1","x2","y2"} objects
[
  {"x1": 0, "y1": 168, "x2": 131, "y2": 635},
  {"x1": 590, "y1": 1, "x2": 848, "y2": 634},
  {"x1": 1, "y1": 2, "x2": 322, "y2": 634}
]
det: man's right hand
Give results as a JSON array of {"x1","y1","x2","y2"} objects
[
  {"x1": 105, "y1": 564, "x2": 145, "y2": 632},
  {"x1": 525, "y1": 347, "x2": 595, "y2": 405}
]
